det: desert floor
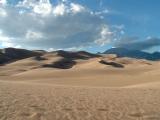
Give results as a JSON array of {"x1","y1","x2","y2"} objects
[
  {"x1": 1, "y1": 56, "x2": 160, "y2": 120},
  {"x1": 1, "y1": 80, "x2": 160, "y2": 120}
]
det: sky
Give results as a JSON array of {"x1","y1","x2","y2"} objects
[{"x1": 0, "y1": 0, "x2": 160, "y2": 53}]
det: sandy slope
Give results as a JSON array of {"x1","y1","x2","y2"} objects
[
  {"x1": 1, "y1": 80, "x2": 160, "y2": 120},
  {"x1": 1, "y1": 55, "x2": 160, "y2": 119},
  {"x1": 2, "y1": 56, "x2": 160, "y2": 87}
]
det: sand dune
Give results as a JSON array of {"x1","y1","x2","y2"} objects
[
  {"x1": 1, "y1": 55, "x2": 159, "y2": 87},
  {"x1": 1, "y1": 50, "x2": 160, "y2": 119}
]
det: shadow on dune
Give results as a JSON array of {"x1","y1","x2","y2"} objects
[
  {"x1": 42, "y1": 58, "x2": 76, "y2": 69},
  {"x1": 41, "y1": 50, "x2": 100, "y2": 69},
  {"x1": 99, "y1": 60, "x2": 124, "y2": 68},
  {"x1": 56, "y1": 50, "x2": 101, "y2": 60},
  {"x1": 33, "y1": 56, "x2": 48, "y2": 61}
]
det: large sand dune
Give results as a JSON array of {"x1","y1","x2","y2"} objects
[{"x1": 1, "y1": 50, "x2": 160, "y2": 120}]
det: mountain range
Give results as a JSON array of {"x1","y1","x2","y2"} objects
[
  {"x1": 0, "y1": 47, "x2": 160, "y2": 66},
  {"x1": 104, "y1": 47, "x2": 160, "y2": 61}
]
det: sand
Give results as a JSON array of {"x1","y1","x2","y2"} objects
[
  {"x1": 1, "y1": 80, "x2": 160, "y2": 120},
  {"x1": 1, "y1": 55, "x2": 160, "y2": 120}
]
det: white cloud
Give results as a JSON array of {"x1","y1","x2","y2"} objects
[
  {"x1": 17, "y1": 0, "x2": 52, "y2": 16},
  {"x1": 70, "y1": 3, "x2": 85, "y2": 13},
  {"x1": 53, "y1": 3, "x2": 66, "y2": 16},
  {"x1": 17, "y1": 0, "x2": 37, "y2": 8},
  {"x1": 52, "y1": 3, "x2": 85, "y2": 16},
  {"x1": 33, "y1": 2, "x2": 52, "y2": 15},
  {"x1": 0, "y1": 0, "x2": 114, "y2": 50},
  {"x1": 0, "y1": 0, "x2": 7, "y2": 6},
  {"x1": 95, "y1": 25, "x2": 113, "y2": 46}
]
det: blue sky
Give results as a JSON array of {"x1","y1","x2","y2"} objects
[
  {"x1": 0, "y1": 0, "x2": 160, "y2": 52},
  {"x1": 83, "y1": 0, "x2": 160, "y2": 39}
]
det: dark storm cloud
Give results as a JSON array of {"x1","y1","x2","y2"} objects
[{"x1": 114, "y1": 37, "x2": 160, "y2": 50}]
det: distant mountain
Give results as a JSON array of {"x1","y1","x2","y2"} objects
[{"x1": 104, "y1": 47, "x2": 160, "y2": 61}]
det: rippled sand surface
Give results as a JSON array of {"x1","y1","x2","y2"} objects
[{"x1": 0, "y1": 80, "x2": 160, "y2": 120}]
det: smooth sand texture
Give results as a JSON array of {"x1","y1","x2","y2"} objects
[{"x1": 1, "y1": 54, "x2": 160, "y2": 120}]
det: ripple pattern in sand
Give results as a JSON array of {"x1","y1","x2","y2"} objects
[{"x1": 0, "y1": 82, "x2": 160, "y2": 120}]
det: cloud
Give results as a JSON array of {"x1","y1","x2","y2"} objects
[
  {"x1": 25, "y1": 30, "x2": 43, "y2": 40},
  {"x1": 114, "y1": 37, "x2": 160, "y2": 50},
  {"x1": 53, "y1": 3, "x2": 66, "y2": 16},
  {"x1": 70, "y1": 3, "x2": 85, "y2": 13},
  {"x1": 94, "y1": 9, "x2": 109, "y2": 16},
  {"x1": 112, "y1": 24, "x2": 125, "y2": 30},
  {"x1": 95, "y1": 25, "x2": 113, "y2": 46},
  {"x1": 0, "y1": 0, "x2": 7, "y2": 6},
  {"x1": 0, "y1": 0, "x2": 114, "y2": 50},
  {"x1": 0, "y1": 7, "x2": 7, "y2": 17}
]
